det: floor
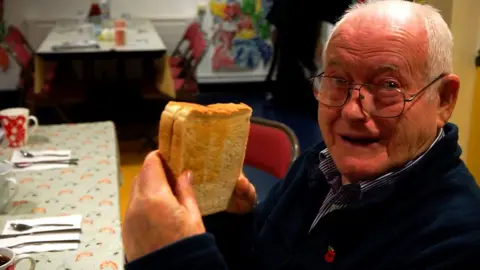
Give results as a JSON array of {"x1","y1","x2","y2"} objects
[
  {"x1": 0, "y1": 83, "x2": 323, "y2": 222},
  {"x1": 118, "y1": 141, "x2": 148, "y2": 222}
]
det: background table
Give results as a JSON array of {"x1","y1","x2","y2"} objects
[
  {"x1": 0, "y1": 121, "x2": 124, "y2": 270},
  {"x1": 36, "y1": 20, "x2": 166, "y2": 54},
  {"x1": 34, "y1": 20, "x2": 172, "y2": 97}
]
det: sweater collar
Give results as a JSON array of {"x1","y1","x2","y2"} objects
[{"x1": 305, "y1": 123, "x2": 462, "y2": 204}]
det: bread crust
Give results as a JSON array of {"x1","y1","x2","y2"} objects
[{"x1": 158, "y1": 101, "x2": 252, "y2": 215}]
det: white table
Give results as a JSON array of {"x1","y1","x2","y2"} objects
[
  {"x1": 34, "y1": 20, "x2": 173, "y2": 97},
  {"x1": 37, "y1": 20, "x2": 166, "y2": 54},
  {"x1": 0, "y1": 121, "x2": 124, "y2": 269}
]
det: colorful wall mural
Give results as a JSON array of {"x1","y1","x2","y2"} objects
[{"x1": 209, "y1": 0, "x2": 273, "y2": 71}]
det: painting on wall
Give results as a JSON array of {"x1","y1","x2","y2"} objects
[{"x1": 209, "y1": 0, "x2": 273, "y2": 71}]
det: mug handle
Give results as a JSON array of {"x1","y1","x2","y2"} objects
[
  {"x1": 15, "y1": 254, "x2": 36, "y2": 270},
  {"x1": 27, "y1": 116, "x2": 38, "y2": 135}
]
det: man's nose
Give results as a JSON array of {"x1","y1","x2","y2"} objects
[{"x1": 341, "y1": 88, "x2": 368, "y2": 121}]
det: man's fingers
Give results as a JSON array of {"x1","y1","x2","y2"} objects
[
  {"x1": 248, "y1": 182, "x2": 257, "y2": 203},
  {"x1": 234, "y1": 176, "x2": 257, "y2": 204},
  {"x1": 235, "y1": 177, "x2": 248, "y2": 196},
  {"x1": 128, "y1": 175, "x2": 139, "y2": 206},
  {"x1": 136, "y1": 151, "x2": 174, "y2": 197},
  {"x1": 174, "y1": 171, "x2": 202, "y2": 216}
]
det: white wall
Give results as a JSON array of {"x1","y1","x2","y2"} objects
[{"x1": 110, "y1": 0, "x2": 200, "y2": 19}]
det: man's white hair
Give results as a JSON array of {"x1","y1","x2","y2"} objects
[{"x1": 323, "y1": 0, "x2": 453, "y2": 82}]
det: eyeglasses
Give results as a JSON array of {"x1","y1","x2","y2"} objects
[{"x1": 309, "y1": 73, "x2": 447, "y2": 118}]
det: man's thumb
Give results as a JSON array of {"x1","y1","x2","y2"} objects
[{"x1": 175, "y1": 171, "x2": 201, "y2": 215}]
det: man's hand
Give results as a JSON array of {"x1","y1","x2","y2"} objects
[
  {"x1": 122, "y1": 151, "x2": 206, "y2": 262},
  {"x1": 226, "y1": 172, "x2": 257, "y2": 214}
]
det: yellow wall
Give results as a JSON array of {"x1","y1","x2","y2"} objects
[
  {"x1": 424, "y1": 0, "x2": 480, "y2": 184},
  {"x1": 448, "y1": 0, "x2": 480, "y2": 162},
  {"x1": 467, "y1": 68, "x2": 480, "y2": 183}
]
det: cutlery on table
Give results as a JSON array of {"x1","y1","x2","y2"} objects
[
  {"x1": 10, "y1": 223, "x2": 74, "y2": 232},
  {"x1": 13, "y1": 159, "x2": 79, "y2": 168},
  {"x1": 20, "y1": 150, "x2": 69, "y2": 158},
  {"x1": 8, "y1": 239, "x2": 80, "y2": 248}
]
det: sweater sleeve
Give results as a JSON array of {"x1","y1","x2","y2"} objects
[
  {"x1": 125, "y1": 233, "x2": 228, "y2": 270},
  {"x1": 400, "y1": 218, "x2": 480, "y2": 270},
  {"x1": 201, "y1": 152, "x2": 309, "y2": 269},
  {"x1": 402, "y1": 237, "x2": 480, "y2": 270},
  {"x1": 124, "y1": 151, "x2": 311, "y2": 270}
]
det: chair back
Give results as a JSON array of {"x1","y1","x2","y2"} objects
[
  {"x1": 244, "y1": 117, "x2": 300, "y2": 179},
  {"x1": 184, "y1": 22, "x2": 201, "y2": 44},
  {"x1": 4, "y1": 26, "x2": 33, "y2": 69},
  {"x1": 4, "y1": 26, "x2": 33, "y2": 52},
  {"x1": 189, "y1": 28, "x2": 207, "y2": 69},
  {"x1": 10, "y1": 43, "x2": 32, "y2": 68},
  {"x1": 171, "y1": 21, "x2": 201, "y2": 58}
]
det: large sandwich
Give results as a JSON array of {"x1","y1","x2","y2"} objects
[{"x1": 158, "y1": 101, "x2": 252, "y2": 215}]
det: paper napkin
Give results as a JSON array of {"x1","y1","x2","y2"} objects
[
  {"x1": 10, "y1": 150, "x2": 72, "y2": 172},
  {"x1": 1, "y1": 215, "x2": 82, "y2": 253}
]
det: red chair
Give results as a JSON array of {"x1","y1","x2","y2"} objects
[
  {"x1": 6, "y1": 27, "x2": 85, "y2": 122},
  {"x1": 141, "y1": 22, "x2": 207, "y2": 101},
  {"x1": 4, "y1": 26, "x2": 34, "y2": 54},
  {"x1": 169, "y1": 22, "x2": 202, "y2": 67},
  {"x1": 245, "y1": 117, "x2": 300, "y2": 179}
]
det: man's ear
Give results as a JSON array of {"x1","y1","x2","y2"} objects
[{"x1": 436, "y1": 74, "x2": 460, "y2": 128}]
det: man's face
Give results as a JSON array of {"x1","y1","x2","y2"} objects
[{"x1": 318, "y1": 11, "x2": 457, "y2": 183}]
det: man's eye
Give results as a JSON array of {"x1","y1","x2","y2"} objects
[
  {"x1": 332, "y1": 78, "x2": 348, "y2": 87},
  {"x1": 383, "y1": 81, "x2": 399, "y2": 89}
]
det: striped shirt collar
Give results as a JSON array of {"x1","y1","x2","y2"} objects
[{"x1": 309, "y1": 128, "x2": 445, "y2": 231}]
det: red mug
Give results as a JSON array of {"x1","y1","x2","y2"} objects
[
  {"x1": 0, "y1": 108, "x2": 39, "y2": 148},
  {"x1": 0, "y1": 247, "x2": 35, "y2": 270}
]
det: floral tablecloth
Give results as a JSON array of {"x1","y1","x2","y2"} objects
[{"x1": 0, "y1": 121, "x2": 124, "y2": 270}]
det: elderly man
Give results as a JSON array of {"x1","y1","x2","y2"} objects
[{"x1": 123, "y1": 1, "x2": 480, "y2": 269}]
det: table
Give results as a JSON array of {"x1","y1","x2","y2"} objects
[
  {"x1": 34, "y1": 20, "x2": 175, "y2": 98},
  {"x1": 0, "y1": 121, "x2": 124, "y2": 270},
  {"x1": 37, "y1": 20, "x2": 166, "y2": 54}
]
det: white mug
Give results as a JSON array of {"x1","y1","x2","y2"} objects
[
  {"x1": 0, "y1": 247, "x2": 35, "y2": 270},
  {"x1": 0, "y1": 163, "x2": 17, "y2": 214},
  {"x1": 0, "y1": 108, "x2": 38, "y2": 148}
]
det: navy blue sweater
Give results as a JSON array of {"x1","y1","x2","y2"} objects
[{"x1": 126, "y1": 123, "x2": 480, "y2": 270}]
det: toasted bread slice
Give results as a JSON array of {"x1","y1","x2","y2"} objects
[{"x1": 158, "y1": 101, "x2": 252, "y2": 215}]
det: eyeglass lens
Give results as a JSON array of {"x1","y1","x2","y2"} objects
[{"x1": 312, "y1": 76, "x2": 406, "y2": 117}]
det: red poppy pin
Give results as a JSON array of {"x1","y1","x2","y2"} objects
[{"x1": 324, "y1": 245, "x2": 335, "y2": 263}]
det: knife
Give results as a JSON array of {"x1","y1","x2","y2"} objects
[
  {"x1": 9, "y1": 239, "x2": 80, "y2": 248},
  {"x1": 0, "y1": 228, "x2": 80, "y2": 238},
  {"x1": 0, "y1": 232, "x2": 81, "y2": 248}
]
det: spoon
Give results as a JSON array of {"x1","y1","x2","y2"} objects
[
  {"x1": 10, "y1": 223, "x2": 74, "y2": 232},
  {"x1": 20, "y1": 150, "x2": 69, "y2": 158}
]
